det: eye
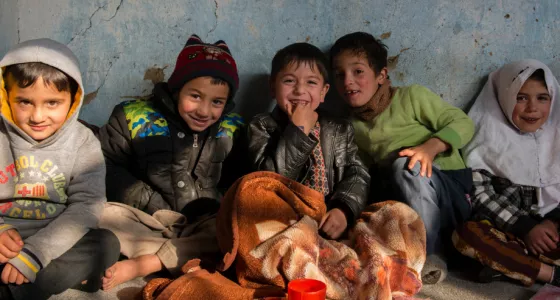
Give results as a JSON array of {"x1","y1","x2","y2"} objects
[
  {"x1": 516, "y1": 95, "x2": 528, "y2": 102},
  {"x1": 212, "y1": 99, "x2": 226, "y2": 107},
  {"x1": 307, "y1": 80, "x2": 318, "y2": 85},
  {"x1": 283, "y1": 79, "x2": 295, "y2": 84},
  {"x1": 46, "y1": 100, "x2": 59, "y2": 107},
  {"x1": 355, "y1": 69, "x2": 364, "y2": 75},
  {"x1": 190, "y1": 93, "x2": 201, "y2": 100},
  {"x1": 17, "y1": 99, "x2": 30, "y2": 105},
  {"x1": 538, "y1": 95, "x2": 551, "y2": 102}
]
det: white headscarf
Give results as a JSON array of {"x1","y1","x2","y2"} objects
[{"x1": 463, "y1": 59, "x2": 560, "y2": 215}]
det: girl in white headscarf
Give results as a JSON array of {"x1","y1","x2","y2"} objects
[{"x1": 452, "y1": 59, "x2": 560, "y2": 287}]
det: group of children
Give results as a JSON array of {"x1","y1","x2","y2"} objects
[{"x1": 0, "y1": 30, "x2": 558, "y2": 299}]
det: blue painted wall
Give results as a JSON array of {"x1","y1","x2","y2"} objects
[{"x1": 2, "y1": 0, "x2": 559, "y2": 125}]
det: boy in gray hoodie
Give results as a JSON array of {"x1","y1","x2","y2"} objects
[{"x1": 0, "y1": 39, "x2": 120, "y2": 299}]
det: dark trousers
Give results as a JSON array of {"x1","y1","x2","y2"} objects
[{"x1": 5, "y1": 229, "x2": 120, "y2": 300}]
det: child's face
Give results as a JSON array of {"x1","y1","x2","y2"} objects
[
  {"x1": 177, "y1": 76, "x2": 229, "y2": 132},
  {"x1": 273, "y1": 61, "x2": 329, "y2": 114},
  {"x1": 332, "y1": 51, "x2": 386, "y2": 108},
  {"x1": 512, "y1": 78, "x2": 552, "y2": 132},
  {"x1": 7, "y1": 76, "x2": 72, "y2": 141}
]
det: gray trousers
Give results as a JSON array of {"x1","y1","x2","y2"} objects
[
  {"x1": 390, "y1": 157, "x2": 446, "y2": 255},
  {"x1": 6, "y1": 229, "x2": 120, "y2": 300}
]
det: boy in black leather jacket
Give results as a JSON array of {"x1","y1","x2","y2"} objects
[{"x1": 247, "y1": 43, "x2": 370, "y2": 240}]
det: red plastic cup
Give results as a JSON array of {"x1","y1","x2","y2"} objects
[{"x1": 287, "y1": 279, "x2": 327, "y2": 300}]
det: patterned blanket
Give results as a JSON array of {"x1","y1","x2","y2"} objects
[{"x1": 143, "y1": 171, "x2": 426, "y2": 300}]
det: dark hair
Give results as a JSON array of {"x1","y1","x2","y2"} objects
[
  {"x1": 528, "y1": 69, "x2": 547, "y2": 88},
  {"x1": 271, "y1": 43, "x2": 329, "y2": 83},
  {"x1": 3, "y1": 62, "x2": 78, "y2": 98},
  {"x1": 330, "y1": 32, "x2": 388, "y2": 75},
  {"x1": 209, "y1": 76, "x2": 228, "y2": 86}
]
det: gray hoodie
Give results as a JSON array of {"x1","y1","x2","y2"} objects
[{"x1": 0, "y1": 39, "x2": 105, "y2": 282}]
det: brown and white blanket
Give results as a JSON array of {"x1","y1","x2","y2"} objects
[{"x1": 143, "y1": 171, "x2": 426, "y2": 300}]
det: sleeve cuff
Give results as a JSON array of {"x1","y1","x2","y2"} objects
[
  {"x1": 509, "y1": 215, "x2": 540, "y2": 239},
  {"x1": 432, "y1": 127, "x2": 462, "y2": 150},
  {"x1": 0, "y1": 224, "x2": 15, "y2": 235},
  {"x1": 544, "y1": 207, "x2": 560, "y2": 223},
  {"x1": 7, "y1": 248, "x2": 44, "y2": 282}
]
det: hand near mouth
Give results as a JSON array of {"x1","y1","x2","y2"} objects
[{"x1": 286, "y1": 102, "x2": 318, "y2": 135}]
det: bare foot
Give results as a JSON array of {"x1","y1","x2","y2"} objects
[{"x1": 102, "y1": 255, "x2": 164, "y2": 290}]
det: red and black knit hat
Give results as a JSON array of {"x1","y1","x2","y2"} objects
[{"x1": 168, "y1": 34, "x2": 239, "y2": 99}]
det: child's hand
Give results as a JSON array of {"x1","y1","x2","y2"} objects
[
  {"x1": 1, "y1": 263, "x2": 29, "y2": 285},
  {"x1": 398, "y1": 138, "x2": 449, "y2": 177},
  {"x1": 0, "y1": 229, "x2": 23, "y2": 263},
  {"x1": 524, "y1": 219, "x2": 559, "y2": 255},
  {"x1": 286, "y1": 103, "x2": 318, "y2": 135},
  {"x1": 320, "y1": 208, "x2": 347, "y2": 240}
]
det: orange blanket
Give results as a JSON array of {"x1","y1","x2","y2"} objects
[{"x1": 144, "y1": 171, "x2": 426, "y2": 300}]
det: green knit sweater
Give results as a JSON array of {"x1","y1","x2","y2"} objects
[{"x1": 352, "y1": 84, "x2": 474, "y2": 171}]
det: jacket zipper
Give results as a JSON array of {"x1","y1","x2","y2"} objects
[{"x1": 193, "y1": 134, "x2": 198, "y2": 148}]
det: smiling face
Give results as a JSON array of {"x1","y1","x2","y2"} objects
[
  {"x1": 512, "y1": 78, "x2": 552, "y2": 132},
  {"x1": 332, "y1": 50, "x2": 387, "y2": 108},
  {"x1": 177, "y1": 76, "x2": 230, "y2": 132},
  {"x1": 7, "y1": 75, "x2": 72, "y2": 141},
  {"x1": 272, "y1": 61, "x2": 329, "y2": 114}
]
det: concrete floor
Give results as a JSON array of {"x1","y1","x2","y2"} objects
[{"x1": 51, "y1": 268, "x2": 541, "y2": 300}]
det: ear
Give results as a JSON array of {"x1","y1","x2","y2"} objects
[
  {"x1": 376, "y1": 67, "x2": 388, "y2": 84},
  {"x1": 184, "y1": 34, "x2": 203, "y2": 47},
  {"x1": 214, "y1": 40, "x2": 232, "y2": 54},
  {"x1": 320, "y1": 83, "x2": 330, "y2": 103}
]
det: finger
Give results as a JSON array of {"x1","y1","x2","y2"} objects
[
  {"x1": 534, "y1": 242, "x2": 546, "y2": 254},
  {"x1": 1, "y1": 266, "x2": 9, "y2": 284},
  {"x1": 15, "y1": 272, "x2": 24, "y2": 285},
  {"x1": 331, "y1": 225, "x2": 344, "y2": 240},
  {"x1": 408, "y1": 155, "x2": 420, "y2": 170},
  {"x1": 548, "y1": 229, "x2": 560, "y2": 243},
  {"x1": 420, "y1": 159, "x2": 428, "y2": 177},
  {"x1": 8, "y1": 267, "x2": 17, "y2": 284},
  {"x1": 399, "y1": 149, "x2": 414, "y2": 157},
  {"x1": 319, "y1": 214, "x2": 329, "y2": 228},
  {"x1": 322, "y1": 219, "x2": 335, "y2": 236},
  {"x1": 24, "y1": 277, "x2": 29, "y2": 283},
  {"x1": 7, "y1": 230, "x2": 23, "y2": 246},
  {"x1": 527, "y1": 245, "x2": 536, "y2": 256},
  {"x1": 543, "y1": 235, "x2": 557, "y2": 252},
  {"x1": 0, "y1": 244, "x2": 18, "y2": 260},
  {"x1": 427, "y1": 160, "x2": 433, "y2": 178},
  {"x1": 3, "y1": 236, "x2": 22, "y2": 253}
]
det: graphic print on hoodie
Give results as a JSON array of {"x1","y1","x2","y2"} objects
[{"x1": 0, "y1": 39, "x2": 106, "y2": 282}]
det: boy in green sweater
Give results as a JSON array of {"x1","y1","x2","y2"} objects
[{"x1": 330, "y1": 32, "x2": 474, "y2": 284}]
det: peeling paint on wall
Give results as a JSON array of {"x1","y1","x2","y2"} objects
[
  {"x1": 143, "y1": 65, "x2": 168, "y2": 85},
  {"x1": 3, "y1": 0, "x2": 559, "y2": 125}
]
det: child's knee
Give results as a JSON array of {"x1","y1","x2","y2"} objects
[
  {"x1": 91, "y1": 229, "x2": 121, "y2": 262},
  {"x1": 391, "y1": 157, "x2": 422, "y2": 180}
]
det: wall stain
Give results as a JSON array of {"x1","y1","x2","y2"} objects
[
  {"x1": 388, "y1": 54, "x2": 399, "y2": 70},
  {"x1": 84, "y1": 91, "x2": 98, "y2": 104},
  {"x1": 144, "y1": 65, "x2": 168, "y2": 85},
  {"x1": 305, "y1": 36, "x2": 310, "y2": 42},
  {"x1": 380, "y1": 32, "x2": 391, "y2": 39},
  {"x1": 504, "y1": 14, "x2": 510, "y2": 19}
]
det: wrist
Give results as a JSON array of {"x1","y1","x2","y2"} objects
[{"x1": 427, "y1": 137, "x2": 449, "y2": 154}]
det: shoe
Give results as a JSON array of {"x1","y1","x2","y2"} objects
[
  {"x1": 478, "y1": 266, "x2": 506, "y2": 283},
  {"x1": 422, "y1": 254, "x2": 448, "y2": 284}
]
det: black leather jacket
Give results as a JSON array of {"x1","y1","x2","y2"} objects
[
  {"x1": 247, "y1": 107, "x2": 370, "y2": 223},
  {"x1": 99, "y1": 83, "x2": 245, "y2": 217}
]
